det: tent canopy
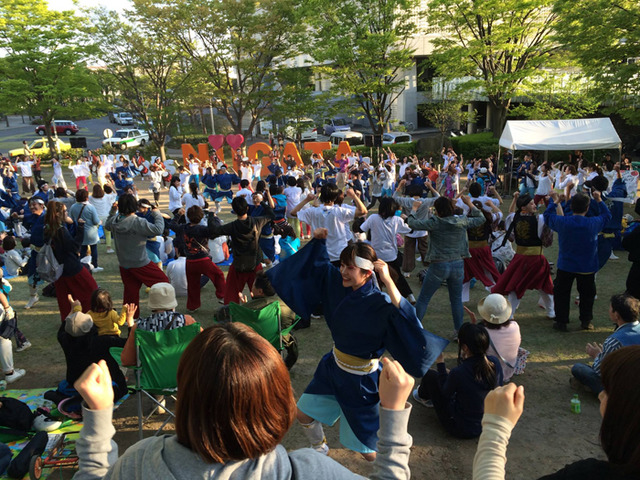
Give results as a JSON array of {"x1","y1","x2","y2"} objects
[{"x1": 499, "y1": 118, "x2": 622, "y2": 151}]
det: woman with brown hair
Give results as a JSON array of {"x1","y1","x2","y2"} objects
[
  {"x1": 44, "y1": 201, "x2": 98, "y2": 321},
  {"x1": 73, "y1": 322, "x2": 417, "y2": 479},
  {"x1": 473, "y1": 345, "x2": 640, "y2": 479}
]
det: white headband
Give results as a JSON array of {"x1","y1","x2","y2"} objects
[{"x1": 354, "y1": 256, "x2": 374, "y2": 272}]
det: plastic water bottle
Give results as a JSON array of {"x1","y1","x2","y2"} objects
[
  {"x1": 0, "y1": 380, "x2": 6, "y2": 391},
  {"x1": 571, "y1": 394, "x2": 581, "y2": 414}
]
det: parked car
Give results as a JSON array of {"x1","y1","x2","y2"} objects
[
  {"x1": 284, "y1": 118, "x2": 318, "y2": 141},
  {"x1": 35, "y1": 120, "x2": 79, "y2": 136},
  {"x1": 102, "y1": 129, "x2": 150, "y2": 150},
  {"x1": 329, "y1": 131, "x2": 364, "y2": 148},
  {"x1": 382, "y1": 132, "x2": 412, "y2": 145},
  {"x1": 8, "y1": 138, "x2": 72, "y2": 158},
  {"x1": 323, "y1": 118, "x2": 351, "y2": 136},
  {"x1": 115, "y1": 112, "x2": 134, "y2": 125}
]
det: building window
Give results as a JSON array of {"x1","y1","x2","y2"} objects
[{"x1": 416, "y1": 57, "x2": 436, "y2": 92}]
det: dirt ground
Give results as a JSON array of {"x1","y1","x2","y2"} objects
[{"x1": 10, "y1": 171, "x2": 631, "y2": 479}]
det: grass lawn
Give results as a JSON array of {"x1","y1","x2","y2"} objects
[{"x1": 7, "y1": 167, "x2": 637, "y2": 479}]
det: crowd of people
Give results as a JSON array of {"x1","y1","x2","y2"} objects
[{"x1": 0, "y1": 142, "x2": 638, "y2": 479}]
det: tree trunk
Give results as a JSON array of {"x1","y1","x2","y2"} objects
[
  {"x1": 489, "y1": 101, "x2": 508, "y2": 138},
  {"x1": 158, "y1": 143, "x2": 167, "y2": 162},
  {"x1": 200, "y1": 108, "x2": 207, "y2": 135}
]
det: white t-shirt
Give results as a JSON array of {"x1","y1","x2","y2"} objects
[
  {"x1": 456, "y1": 195, "x2": 500, "y2": 214},
  {"x1": 70, "y1": 164, "x2": 89, "y2": 178},
  {"x1": 535, "y1": 175, "x2": 553, "y2": 196},
  {"x1": 53, "y1": 160, "x2": 63, "y2": 178},
  {"x1": 297, "y1": 204, "x2": 356, "y2": 261},
  {"x1": 182, "y1": 193, "x2": 205, "y2": 211},
  {"x1": 360, "y1": 214, "x2": 411, "y2": 262},
  {"x1": 283, "y1": 186, "x2": 302, "y2": 217},
  {"x1": 188, "y1": 162, "x2": 200, "y2": 175},
  {"x1": 236, "y1": 188, "x2": 254, "y2": 206},
  {"x1": 16, "y1": 161, "x2": 34, "y2": 177},
  {"x1": 240, "y1": 165, "x2": 252, "y2": 181},
  {"x1": 169, "y1": 186, "x2": 183, "y2": 211},
  {"x1": 252, "y1": 162, "x2": 262, "y2": 178},
  {"x1": 166, "y1": 257, "x2": 188, "y2": 297}
]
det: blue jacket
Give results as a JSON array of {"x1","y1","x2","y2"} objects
[{"x1": 544, "y1": 200, "x2": 611, "y2": 273}]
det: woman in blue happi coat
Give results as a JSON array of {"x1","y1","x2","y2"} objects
[{"x1": 266, "y1": 228, "x2": 447, "y2": 460}]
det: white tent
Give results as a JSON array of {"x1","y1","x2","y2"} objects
[{"x1": 499, "y1": 118, "x2": 622, "y2": 151}]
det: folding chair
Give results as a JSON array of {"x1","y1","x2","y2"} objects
[
  {"x1": 228, "y1": 302, "x2": 299, "y2": 369},
  {"x1": 110, "y1": 322, "x2": 200, "y2": 439}
]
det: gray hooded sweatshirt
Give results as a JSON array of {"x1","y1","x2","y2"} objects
[{"x1": 105, "y1": 210, "x2": 164, "y2": 268}]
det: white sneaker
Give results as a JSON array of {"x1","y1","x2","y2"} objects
[
  {"x1": 16, "y1": 341, "x2": 31, "y2": 352},
  {"x1": 93, "y1": 267, "x2": 104, "y2": 273},
  {"x1": 412, "y1": 388, "x2": 433, "y2": 408},
  {"x1": 310, "y1": 314, "x2": 322, "y2": 320},
  {"x1": 312, "y1": 442, "x2": 329, "y2": 455},
  {"x1": 402, "y1": 272, "x2": 411, "y2": 278},
  {"x1": 609, "y1": 252, "x2": 619, "y2": 260},
  {"x1": 25, "y1": 295, "x2": 39, "y2": 309},
  {"x1": 5, "y1": 368, "x2": 25, "y2": 383},
  {"x1": 106, "y1": 248, "x2": 115, "y2": 254}
]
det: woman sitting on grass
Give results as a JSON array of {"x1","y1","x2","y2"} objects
[{"x1": 413, "y1": 322, "x2": 503, "y2": 439}]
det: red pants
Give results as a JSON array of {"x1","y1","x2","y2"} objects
[
  {"x1": 223, "y1": 264, "x2": 262, "y2": 305},
  {"x1": 186, "y1": 257, "x2": 225, "y2": 310},
  {"x1": 55, "y1": 267, "x2": 98, "y2": 321},
  {"x1": 76, "y1": 176, "x2": 88, "y2": 190},
  {"x1": 120, "y1": 262, "x2": 169, "y2": 318}
]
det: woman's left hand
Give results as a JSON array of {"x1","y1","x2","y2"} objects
[{"x1": 373, "y1": 259, "x2": 390, "y2": 282}]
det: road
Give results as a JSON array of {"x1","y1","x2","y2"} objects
[{"x1": 0, "y1": 116, "x2": 127, "y2": 155}]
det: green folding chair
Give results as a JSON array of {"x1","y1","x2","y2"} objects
[
  {"x1": 228, "y1": 302, "x2": 299, "y2": 369},
  {"x1": 111, "y1": 322, "x2": 201, "y2": 439}
]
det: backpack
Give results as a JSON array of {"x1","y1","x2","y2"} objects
[{"x1": 36, "y1": 241, "x2": 63, "y2": 283}]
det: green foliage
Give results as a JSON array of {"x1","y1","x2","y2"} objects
[
  {"x1": 0, "y1": 0, "x2": 105, "y2": 151},
  {"x1": 156, "y1": 0, "x2": 303, "y2": 137},
  {"x1": 303, "y1": 0, "x2": 419, "y2": 134},
  {"x1": 554, "y1": 0, "x2": 640, "y2": 125},
  {"x1": 428, "y1": 0, "x2": 561, "y2": 136},
  {"x1": 508, "y1": 72, "x2": 600, "y2": 120},
  {"x1": 90, "y1": 4, "x2": 196, "y2": 161},
  {"x1": 450, "y1": 133, "x2": 498, "y2": 160}
]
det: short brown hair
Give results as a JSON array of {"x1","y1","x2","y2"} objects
[
  {"x1": 75, "y1": 189, "x2": 88, "y2": 202},
  {"x1": 92, "y1": 184, "x2": 104, "y2": 199},
  {"x1": 175, "y1": 323, "x2": 295, "y2": 463},
  {"x1": 186, "y1": 205, "x2": 204, "y2": 224}
]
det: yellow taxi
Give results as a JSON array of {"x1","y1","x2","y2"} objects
[{"x1": 8, "y1": 138, "x2": 72, "y2": 158}]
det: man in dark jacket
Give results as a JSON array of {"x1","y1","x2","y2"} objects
[{"x1": 210, "y1": 196, "x2": 274, "y2": 304}]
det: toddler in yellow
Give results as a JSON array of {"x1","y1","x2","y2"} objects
[{"x1": 68, "y1": 289, "x2": 132, "y2": 337}]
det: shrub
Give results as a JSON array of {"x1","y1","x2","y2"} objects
[{"x1": 450, "y1": 132, "x2": 499, "y2": 160}]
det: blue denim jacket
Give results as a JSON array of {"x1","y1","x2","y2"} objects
[{"x1": 407, "y1": 207, "x2": 485, "y2": 262}]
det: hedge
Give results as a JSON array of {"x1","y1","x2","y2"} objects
[{"x1": 450, "y1": 132, "x2": 499, "y2": 160}]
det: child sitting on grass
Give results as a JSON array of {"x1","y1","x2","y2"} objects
[
  {"x1": 68, "y1": 289, "x2": 132, "y2": 347},
  {"x1": 1, "y1": 235, "x2": 28, "y2": 277},
  {"x1": 0, "y1": 270, "x2": 30, "y2": 352}
]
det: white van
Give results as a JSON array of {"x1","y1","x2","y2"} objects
[{"x1": 329, "y1": 131, "x2": 364, "y2": 148}]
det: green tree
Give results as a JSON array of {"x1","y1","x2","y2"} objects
[
  {"x1": 304, "y1": 0, "x2": 418, "y2": 135},
  {"x1": 0, "y1": 0, "x2": 104, "y2": 153},
  {"x1": 554, "y1": 0, "x2": 640, "y2": 124},
  {"x1": 427, "y1": 0, "x2": 560, "y2": 137},
  {"x1": 156, "y1": 0, "x2": 302, "y2": 137},
  {"x1": 90, "y1": 4, "x2": 194, "y2": 161},
  {"x1": 270, "y1": 67, "x2": 330, "y2": 147},
  {"x1": 508, "y1": 72, "x2": 600, "y2": 121}
]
